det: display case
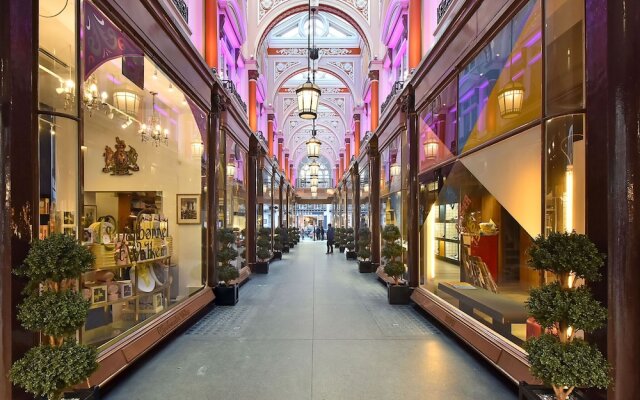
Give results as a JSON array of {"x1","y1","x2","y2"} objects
[{"x1": 434, "y1": 202, "x2": 460, "y2": 264}]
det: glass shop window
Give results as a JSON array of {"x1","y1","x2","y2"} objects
[
  {"x1": 419, "y1": 80, "x2": 457, "y2": 172},
  {"x1": 458, "y1": 0, "x2": 542, "y2": 153},
  {"x1": 38, "y1": 0, "x2": 79, "y2": 240},
  {"x1": 79, "y1": 22, "x2": 206, "y2": 346},
  {"x1": 225, "y1": 138, "x2": 248, "y2": 271},
  {"x1": 545, "y1": 0, "x2": 585, "y2": 115},
  {"x1": 420, "y1": 126, "x2": 543, "y2": 346},
  {"x1": 261, "y1": 168, "x2": 273, "y2": 228},
  {"x1": 359, "y1": 165, "x2": 371, "y2": 229}
]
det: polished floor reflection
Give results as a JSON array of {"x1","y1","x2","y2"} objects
[{"x1": 104, "y1": 239, "x2": 517, "y2": 400}]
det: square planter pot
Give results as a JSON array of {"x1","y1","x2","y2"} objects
[
  {"x1": 282, "y1": 246, "x2": 290, "y2": 253},
  {"x1": 289, "y1": 243, "x2": 295, "y2": 249},
  {"x1": 358, "y1": 260, "x2": 374, "y2": 273},
  {"x1": 518, "y1": 382, "x2": 586, "y2": 400},
  {"x1": 58, "y1": 387, "x2": 100, "y2": 400},
  {"x1": 273, "y1": 250, "x2": 283, "y2": 260},
  {"x1": 346, "y1": 250, "x2": 357, "y2": 260},
  {"x1": 339, "y1": 246, "x2": 345, "y2": 253},
  {"x1": 387, "y1": 284, "x2": 412, "y2": 305},
  {"x1": 214, "y1": 284, "x2": 238, "y2": 306},
  {"x1": 254, "y1": 261, "x2": 269, "y2": 274}
]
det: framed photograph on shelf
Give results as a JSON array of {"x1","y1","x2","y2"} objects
[
  {"x1": 83, "y1": 205, "x2": 97, "y2": 228},
  {"x1": 177, "y1": 194, "x2": 201, "y2": 224}
]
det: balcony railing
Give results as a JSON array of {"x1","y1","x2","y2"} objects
[
  {"x1": 171, "y1": 0, "x2": 188, "y2": 23},
  {"x1": 437, "y1": 0, "x2": 454, "y2": 24},
  {"x1": 221, "y1": 80, "x2": 247, "y2": 114},
  {"x1": 381, "y1": 80, "x2": 404, "y2": 114}
]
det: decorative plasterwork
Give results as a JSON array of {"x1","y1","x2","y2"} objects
[
  {"x1": 324, "y1": 97, "x2": 346, "y2": 112},
  {"x1": 274, "y1": 61, "x2": 301, "y2": 80},
  {"x1": 327, "y1": 61, "x2": 354, "y2": 80},
  {"x1": 282, "y1": 96, "x2": 296, "y2": 109},
  {"x1": 259, "y1": 0, "x2": 287, "y2": 22},
  {"x1": 337, "y1": 0, "x2": 369, "y2": 21},
  {"x1": 268, "y1": 47, "x2": 360, "y2": 56}
]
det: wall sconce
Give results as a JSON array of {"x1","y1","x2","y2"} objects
[
  {"x1": 226, "y1": 159, "x2": 237, "y2": 178},
  {"x1": 113, "y1": 91, "x2": 140, "y2": 116}
]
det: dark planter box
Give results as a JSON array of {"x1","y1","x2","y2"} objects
[
  {"x1": 57, "y1": 387, "x2": 100, "y2": 400},
  {"x1": 519, "y1": 382, "x2": 586, "y2": 400},
  {"x1": 254, "y1": 261, "x2": 269, "y2": 274},
  {"x1": 289, "y1": 243, "x2": 295, "y2": 248},
  {"x1": 358, "y1": 260, "x2": 374, "y2": 273},
  {"x1": 346, "y1": 250, "x2": 357, "y2": 260},
  {"x1": 387, "y1": 284, "x2": 412, "y2": 304},
  {"x1": 339, "y1": 246, "x2": 345, "y2": 253},
  {"x1": 273, "y1": 250, "x2": 282, "y2": 260},
  {"x1": 214, "y1": 284, "x2": 238, "y2": 306},
  {"x1": 282, "y1": 246, "x2": 290, "y2": 253}
]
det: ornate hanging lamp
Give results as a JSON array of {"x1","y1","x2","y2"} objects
[
  {"x1": 306, "y1": 120, "x2": 322, "y2": 158},
  {"x1": 498, "y1": 19, "x2": 525, "y2": 118},
  {"x1": 296, "y1": 0, "x2": 321, "y2": 119},
  {"x1": 309, "y1": 160, "x2": 320, "y2": 176}
]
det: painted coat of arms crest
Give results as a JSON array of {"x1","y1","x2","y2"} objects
[{"x1": 103, "y1": 137, "x2": 140, "y2": 175}]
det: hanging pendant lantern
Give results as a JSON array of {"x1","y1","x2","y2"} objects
[
  {"x1": 306, "y1": 122, "x2": 322, "y2": 158},
  {"x1": 297, "y1": 79, "x2": 321, "y2": 119},
  {"x1": 423, "y1": 137, "x2": 439, "y2": 160},
  {"x1": 226, "y1": 158, "x2": 237, "y2": 178},
  {"x1": 390, "y1": 163, "x2": 401, "y2": 177},
  {"x1": 309, "y1": 160, "x2": 320, "y2": 176},
  {"x1": 310, "y1": 185, "x2": 318, "y2": 194},
  {"x1": 309, "y1": 176, "x2": 319, "y2": 187},
  {"x1": 497, "y1": 81, "x2": 524, "y2": 118}
]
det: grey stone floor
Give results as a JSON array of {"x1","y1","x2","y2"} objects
[{"x1": 104, "y1": 239, "x2": 517, "y2": 400}]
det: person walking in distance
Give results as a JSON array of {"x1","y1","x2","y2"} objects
[
  {"x1": 326, "y1": 224, "x2": 335, "y2": 254},
  {"x1": 320, "y1": 225, "x2": 325, "y2": 240},
  {"x1": 315, "y1": 225, "x2": 321, "y2": 242}
]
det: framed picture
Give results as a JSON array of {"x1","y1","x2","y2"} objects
[
  {"x1": 83, "y1": 205, "x2": 97, "y2": 228},
  {"x1": 177, "y1": 194, "x2": 201, "y2": 224}
]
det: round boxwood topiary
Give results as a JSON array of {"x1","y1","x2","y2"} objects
[
  {"x1": 357, "y1": 227, "x2": 372, "y2": 261},
  {"x1": 345, "y1": 228, "x2": 355, "y2": 251},
  {"x1": 217, "y1": 228, "x2": 239, "y2": 285},
  {"x1": 523, "y1": 232, "x2": 611, "y2": 400},
  {"x1": 382, "y1": 225, "x2": 405, "y2": 284},
  {"x1": 257, "y1": 227, "x2": 272, "y2": 262},
  {"x1": 10, "y1": 233, "x2": 98, "y2": 400}
]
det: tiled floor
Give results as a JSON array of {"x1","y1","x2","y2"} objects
[{"x1": 103, "y1": 240, "x2": 517, "y2": 400}]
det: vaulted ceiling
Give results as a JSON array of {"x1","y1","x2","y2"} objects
[{"x1": 260, "y1": 6, "x2": 370, "y2": 174}]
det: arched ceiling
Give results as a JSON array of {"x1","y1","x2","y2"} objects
[{"x1": 261, "y1": 6, "x2": 368, "y2": 168}]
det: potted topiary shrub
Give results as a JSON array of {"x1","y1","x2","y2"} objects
[
  {"x1": 357, "y1": 227, "x2": 373, "y2": 272},
  {"x1": 336, "y1": 228, "x2": 346, "y2": 253},
  {"x1": 10, "y1": 233, "x2": 99, "y2": 400},
  {"x1": 254, "y1": 227, "x2": 271, "y2": 274},
  {"x1": 214, "y1": 228, "x2": 240, "y2": 306},
  {"x1": 280, "y1": 227, "x2": 290, "y2": 254},
  {"x1": 382, "y1": 225, "x2": 410, "y2": 304},
  {"x1": 345, "y1": 227, "x2": 357, "y2": 260},
  {"x1": 520, "y1": 232, "x2": 611, "y2": 400},
  {"x1": 273, "y1": 227, "x2": 283, "y2": 260}
]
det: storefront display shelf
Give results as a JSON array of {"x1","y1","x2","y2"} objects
[
  {"x1": 88, "y1": 283, "x2": 169, "y2": 310},
  {"x1": 90, "y1": 254, "x2": 171, "y2": 271}
]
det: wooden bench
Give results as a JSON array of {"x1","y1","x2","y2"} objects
[{"x1": 438, "y1": 282, "x2": 528, "y2": 342}]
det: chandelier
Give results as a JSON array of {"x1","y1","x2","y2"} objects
[
  {"x1": 296, "y1": 0, "x2": 321, "y2": 119},
  {"x1": 306, "y1": 120, "x2": 322, "y2": 158},
  {"x1": 56, "y1": 78, "x2": 75, "y2": 110},
  {"x1": 139, "y1": 92, "x2": 169, "y2": 146},
  {"x1": 83, "y1": 75, "x2": 108, "y2": 115}
]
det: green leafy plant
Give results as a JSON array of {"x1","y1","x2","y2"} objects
[
  {"x1": 335, "y1": 227, "x2": 346, "y2": 248},
  {"x1": 278, "y1": 226, "x2": 289, "y2": 248},
  {"x1": 217, "y1": 228, "x2": 239, "y2": 286},
  {"x1": 357, "y1": 227, "x2": 372, "y2": 261},
  {"x1": 345, "y1": 228, "x2": 355, "y2": 251},
  {"x1": 382, "y1": 225, "x2": 404, "y2": 285},
  {"x1": 10, "y1": 234, "x2": 98, "y2": 400},
  {"x1": 257, "y1": 227, "x2": 272, "y2": 262},
  {"x1": 523, "y1": 231, "x2": 611, "y2": 400},
  {"x1": 273, "y1": 227, "x2": 282, "y2": 252}
]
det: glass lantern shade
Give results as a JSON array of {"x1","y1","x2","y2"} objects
[
  {"x1": 497, "y1": 81, "x2": 525, "y2": 118},
  {"x1": 296, "y1": 79, "x2": 321, "y2": 119},
  {"x1": 310, "y1": 185, "x2": 318, "y2": 194},
  {"x1": 390, "y1": 163, "x2": 401, "y2": 177},
  {"x1": 363, "y1": 183, "x2": 370, "y2": 193},
  {"x1": 191, "y1": 140, "x2": 203, "y2": 157},
  {"x1": 306, "y1": 136, "x2": 321, "y2": 158},
  {"x1": 113, "y1": 91, "x2": 140, "y2": 116},
  {"x1": 309, "y1": 160, "x2": 320, "y2": 176},
  {"x1": 226, "y1": 161, "x2": 236, "y2": 178},
  {"x1": 310, "y1": 177, "x2": 319, "y2": 187},
  {"x1": 311, "y1": 192, "x2": 318, "y2": 198},
  {"x1": 423, "y1": 138, "x2": 439, "y2": 160}
]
